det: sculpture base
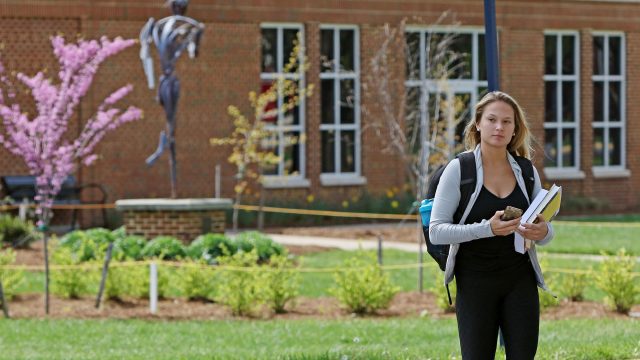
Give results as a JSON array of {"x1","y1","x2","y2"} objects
[{"x1": 115, "y1": 198, "x2": 233, "y2": 243}]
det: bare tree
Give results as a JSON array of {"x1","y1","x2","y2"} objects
[{"x1": 362, "y1": 13, "x2": 469, "y2": 291}]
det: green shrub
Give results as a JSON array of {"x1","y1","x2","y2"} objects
[
  {"x1": 235, "y1": 231, "x2": 284, "y2": 262},
  {"x1": 0, "y1": 249, "x2": 24, "y2": 301},
  {"x1": 111, "y1": 235, "x2": 147, "y2": 261},
  {"x1": 0, "y1": 214, "x2": 39, "y2": 248},
  {"x1": 329, "y1": 251, "x2": 399, "y2": 315},
  {"x1": 595, "y1": 249, "x2": 639, "y2": 314},
  {"x1": 216, "y1": 249, "x2": 262, "y2": 316},
  {"x1": 186, "y1": 233, "x2": 235, "y2": 264},
  {"x1": 260, "y1": 253, "x2": 300, "y2": 313},
  {"x1": 51, "y1": 246, "x2": 97, "y2": 299},
  {"x1": 58, "y1": 228, "x2": 112, "y2": 261},
  {"x1": 539, "y1": 256, "x2": 560, "y2": 310},
  {"x1": 558, "y1": 272, "x2": 589, "y2": 302},
  {"x1": 178, "y1": 260, "x2": 217, "y2": 301},
  {"x1": 431, "y1": 272, "x2": 456, "y2": 313},
  {"x1": 141, "y1": 236, "x2": 185, "y2": 260}
]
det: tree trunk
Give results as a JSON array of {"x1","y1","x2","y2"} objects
[
  {"x1": 0, "y1": 279, "x2": 9, "y2": 318},
  {"x1": 257, "y1": 182, "x2": 265, "y2": 231},
  {"x1": 232, "y1": 190, "x2": 242, "y2": 233},
  {"x1": 43, "y1": 230, "x2": 50, "y2": 315}
]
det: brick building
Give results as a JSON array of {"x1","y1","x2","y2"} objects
[{"x1": 1, "y1": 0, "x2": 639, "y2": 224}]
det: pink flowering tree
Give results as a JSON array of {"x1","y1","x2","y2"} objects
[
  {"x1": 0, "y1": 35, "x2": 143, "y2": 313},
  {"x1": 0, "y1": 35, "x2": 142, "y2": 228}
]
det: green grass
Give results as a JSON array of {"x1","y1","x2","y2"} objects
[
  {"x1": 549, "y1": 221, "x2": 640, "y2": 255},
  {"x1": 0, "y1": 318, "x2": 637, "y2": 359}
]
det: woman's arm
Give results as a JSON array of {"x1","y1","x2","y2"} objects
[{"x1": 428, "y1": 159, "x2": 495, "y2": 245}]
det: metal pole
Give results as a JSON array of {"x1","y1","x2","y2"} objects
[
  {"x1": 149, "y1": 262, "x2": 158, "y2": 315},
  {"x1": 95, "y1": 242, "x2": 114, "y2": 308},
  {"x1": 0, "y1": 280, "x2": 10, "y2": 318},
  {"x1": 377, "y1": 235, "x2": 383, "y2": 265},
  {"x1": 484, "y1": 0, "x2": 500, "y2": 91},
  {"x1": 215, "y1": 164, "x2": 221, "y2": 198}
]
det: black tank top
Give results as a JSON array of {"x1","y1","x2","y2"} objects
[{"x1": 456, "y1": 184, "x2": 529, "y2": 273}]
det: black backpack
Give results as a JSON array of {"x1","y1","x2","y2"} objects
[{"x1": 422, "y1": 152, "x2": 535, "y2": 271}]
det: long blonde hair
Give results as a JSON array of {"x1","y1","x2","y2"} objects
[{"x1": 463, "y1": 91, "x2": 533, "y2": 159}]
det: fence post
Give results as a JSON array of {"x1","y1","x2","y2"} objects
[
  {"x1": 95, "y1": 242, "x2": 114, "y2": 308},
  {"x1": 0, "y1": 280, "x2": 9, "y2": 318},
  {"x1": 149, "y1": 262, "x2": 158, "y2": 315},
  {"x1": 377, "y1": 235, "x2": 383, "y2": 265}
]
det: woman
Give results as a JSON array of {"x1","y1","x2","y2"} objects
[{"x1": 429, "y1": 91, "x2": 554, "y2": 359}]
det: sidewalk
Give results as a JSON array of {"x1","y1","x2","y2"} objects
[{"x1": 265, "y1": 233, "x2": 640, "y2": 262}]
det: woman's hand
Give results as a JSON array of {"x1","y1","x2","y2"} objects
[
  {"x1": 516, "y1": 214, "x2": 549, "y2": 241},
  {"x1": 489, "y1": 210, "x2": 522, "y2": 236}
]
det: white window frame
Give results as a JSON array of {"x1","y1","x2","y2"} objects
[
  {"x1": 404, "y1": 27, "x2": 488, "y2": 158},
  {"x1": 260, "y1": 23, "x2": 310, "y2": 188},
  {"x1": 542, "y1": 30, "x2": 585, "y2": 180},
  {"x1": 318, "y1": 24, "x2": 365, "y2": 186},
  {"x1": 591, "y1": 32, "x2": 629, "y2": 178}
]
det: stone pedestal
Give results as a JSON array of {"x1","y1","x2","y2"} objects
[{"x1": 115, "y1": 198, "x2": 233, "y2": 242}]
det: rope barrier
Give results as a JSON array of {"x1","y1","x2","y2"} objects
[
  {"x1": 2, "y1": 202, "x2": 640, "y2": 227},
  {"x1": 0, "y1": 260, "x2": 637, "y2": 276}
]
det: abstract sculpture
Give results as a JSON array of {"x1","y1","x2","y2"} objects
[{"x1": 140, "y1": 0, "x2": 204, "y2": 198}]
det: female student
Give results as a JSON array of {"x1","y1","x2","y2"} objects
[{"x1": 429, "y1": 91, "x2": 554, "y2": 359}]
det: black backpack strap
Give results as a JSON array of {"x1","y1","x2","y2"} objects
[
  {"x1": 453, "y1": 152, "x2": 477, "y2": 224},
  {"x1": 513, "y1": 155, "x2": 535, "y2": 200}
]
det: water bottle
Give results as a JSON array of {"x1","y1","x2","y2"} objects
[{"x1": 419, "y1": 199, "x2": 433, "y2": 227}]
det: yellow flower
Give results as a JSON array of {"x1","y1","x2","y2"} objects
[
  {"x1": 391, "y1": 200, "x2": 399, "y2": 209},
  {"x1": 307, "y1": 194, "x2": 315, "y2": 203},
  {"x1": 342, "y1": 200, "x2": 349, "y2": 208},
  {"x1": 386, "y1": 190, "x2": 394, "y2": 198}
]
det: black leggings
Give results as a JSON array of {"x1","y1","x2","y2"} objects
[{"x1": 455, "y1": 263, "x2": 540, "y2": 360}]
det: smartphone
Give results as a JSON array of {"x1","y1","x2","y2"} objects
[{"x1": 501, "y1": 206, "x2": 523, "y2": 221}]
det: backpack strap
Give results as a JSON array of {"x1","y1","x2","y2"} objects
[
  {"x1": 453, "y1": 152, "x2": 477, "y2": 224},
  {"x1": 513, "y1": 155, "x2": 535, "y2": 201}
]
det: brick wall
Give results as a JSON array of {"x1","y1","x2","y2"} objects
[
  {"x1": 123, "y1": 209, "x2": 225, "y2": 242},
  {"x1": 1, "y1": 0, "x2": 640, "y2": 217}
]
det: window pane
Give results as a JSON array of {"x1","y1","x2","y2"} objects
[
  {"x1": 478, "y1": 34, "x2": 487, "y2": 81},
  {"x1": 262, "y1": 133, "x2": 279, "y2": 175},
  {"x1": 341, "y1": 131, "x2": 356, "y2": 172},
  {"x1": 261, "y1": 28, "x2": 277, "y2": 73},
  {"x1": 562, "y1": 36, "x2": 575, "y2": 75},
  {"x1": 593, "y1": 36, "x2": 604, "y2": 75},
  {"x1": 283, "y1": 132, "x2": 300, "y2": 175},
  {"x1": 561, "y1": 129, "x2": 575, "y2": 167},
  {"x1": 321, "y1": 79, "x2": 335, "y2": 124},
  {"x1": 454, "y1": 92, "x2": 471, "y2": 143},
  {"x1": 283, "y1": 81, "x2": 300, "y2": 125},
  {"x1": 260, "y1": 79, "x2": 277, "y2": 123},
  {"x1": 451, "y1": 34, "x2": 472, "y2": 79},
  {"x1": 340, "y1": 29, "x2": 355, "y2": 72},
  {"x1": 593, "y1": 81, "x2": 604, "y2": 122},
  {"x1": 321, "y1": 130, "x2": 335, "y2": 173},
  {"x1": 609, "y1": 128, "x2": 621, "y2": 166},
  {"x1": 425, "y1": 32, "x2": 443, "y2": 77},
  {"x1": 609, "y1": 81, "x2": 621, "y2": 122},
  {"x1": 340, "y1": 79, "x2": 355, "y2": 124},
  {"x1": 562, "y1": 81, "x2": 574, "y2": 122},
  {"x1": 406, "y1": 32, "x2": 420, "y2": 80},
  {"x1": 544, "y1": 129, "x2": 558, "y2": 167},
  {"x1": 283, "y1": 29, "x2": 299, "y2": 72},
  {"x1": 405, "y1": 86, "x2": 421, "y2": 155},
  {"x1": 544, "y1": 81, "x2": 557, "y2": 122},
  {"x1": 609, "y1": 36, "x2": 621, "y2": 75},
  {"x1": 593, "y1": 128, "x2": 604, "y2": 166},
  {"x1": 320, "y1": 29, "x2": 334, "y2": 73},
  {"x1": 545, "y1": 35, "x2": 557, "y2": 75},
  {"x1": 478, "y1": 86, "x2": 489, "y2": 99}
]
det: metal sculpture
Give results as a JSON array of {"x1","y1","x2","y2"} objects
[{"x1": 140, "y1": 0, "x2": 204, "y2": 198}]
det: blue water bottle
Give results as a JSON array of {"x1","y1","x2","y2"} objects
[{"x1": 419, "y1": 199, "x2": 434, "y2": 227}]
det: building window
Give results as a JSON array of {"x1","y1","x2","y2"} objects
[
  {"x1": 543, "y1": 31, "x2": 579, "y2": 169},
  {"x1": 592, "y1": 33, "x2": 625, "y2": 169},
  {"x1": 260, "y1": 24, "x2": 306, "y2": 179},
  {"x1": 319, "y1": 25, "x2": 361, "y2": 178},
  {"x1": 404, "y1": 28, "x2": 488, "y2": 158}
]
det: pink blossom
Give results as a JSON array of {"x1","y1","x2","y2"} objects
[{"x1": 0, "y1": 35, "x2": 143, "y2": 226}]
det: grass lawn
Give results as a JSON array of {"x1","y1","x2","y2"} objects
[
  {"x1": 0, "y1": 317, "x2": 638, "y2": 360},
  {"x1": 549, "y1": 221, "x2": 640, "y2": 255}
]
